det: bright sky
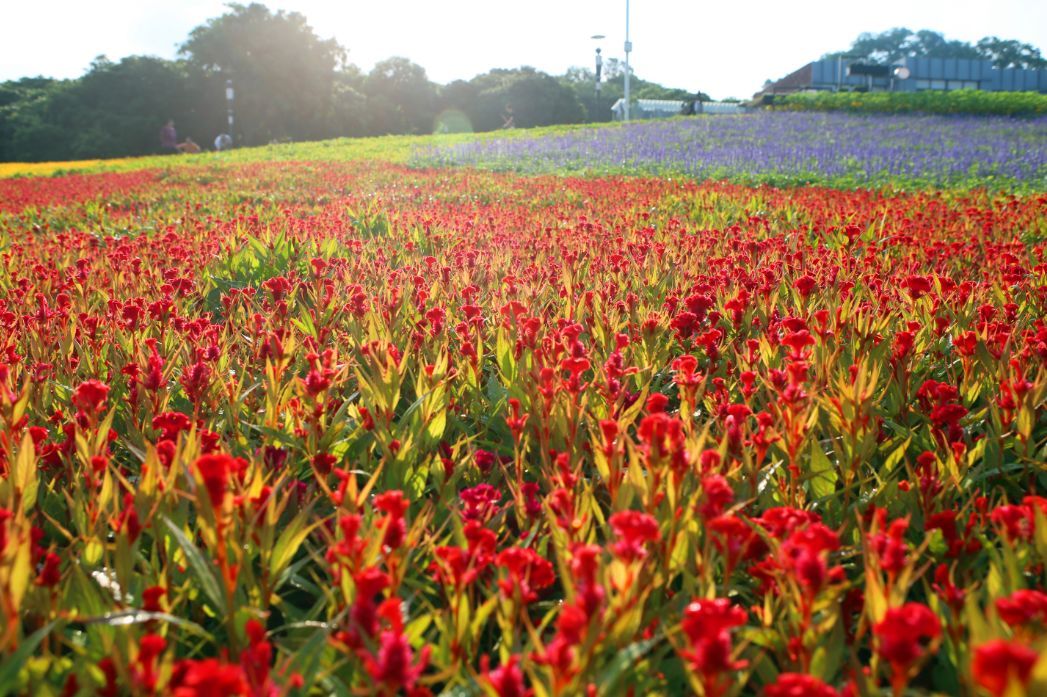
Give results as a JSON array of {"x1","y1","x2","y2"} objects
[{"x1": 2, "y1": 0, "x2": 1045, "y2": 100}]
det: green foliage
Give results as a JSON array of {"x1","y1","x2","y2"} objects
[
  {"x1": 773, "y1": 90, "x2": 1047, "y2": 117},
  {"x1": 179, "y1": 2, "x2": 347, "y2": 145},
  {"x1": 825, "y1": 27, "x2": 1047, "y2": 69},
  {"x1": 0, "y1": 4, "x2": 695, "y2": 163},
  {"x1": 464, "y1": 67, "x2": 586, "y2": 131},
  {"x1": 362, "y1": 57, "x2": 438, "y2": 135}
]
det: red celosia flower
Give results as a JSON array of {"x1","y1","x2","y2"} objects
[
  {"x1": 142, "y1": 585, "x2": 166, "y2": 612},
  {"x1": 779, "y1": 522, "x2": 841, "y2": 593},
  {"x1": 609, "y1": 510, "x2": 660, "y2": 563},
  {"x1": 136, "y1": 634, "x2": 166, "y2": 693},
  {"x1": 36, "y1": 551, "x2": 62, "y2": 587},
  {"x1": 431, "y1": 520, "x2": 497, "y2": 590},
  {"x1": 990, "y1": 504, "x2": 1033, "y2": 541},
  {"x1": 153, "y1": 411, "x2": 192, "y2": 442},
  {"x1": 459, "y1": 484, "x2": 502, "y2": 523},
  {"x1": 364, "y1": 630, "x2": 431, "y2": 695},
  {"x1": 637, "y1": 411, "x2": 689, "y2": 474},
  {"x1": 869, "y1": 516, "x2": 910, "y2": 580},
  {"x1": 763, "y1": 673, "x2": 839, "y2": 697},
  {"x1": 72, "y1": 379, "x2": 109, "y2": 414},
  {"x1": 699, "y1": 475, "x2": 734, "y2": 520},
  {"x1": 971, "y1": 640, "x2": 1038, "y2": 697},
  {"x1": 875, "y1": 603, "x2": 941, "y2": 679},
  {"x1": 995, "y1": 589, "x2": 1047, "y2": 627},
  {"x1": 794, "y1": 275, "x2": 816, "y2": 298},
  {"x1": 374, "y1": 490, "x2": 409, "y2": 550},
  {"x1": 169, "y1": 658, "x2": 249, "y2": 697},
  {"x1": 496, "y1": 547, "x2": 555, "y2": 603},
  {"x1": 194, "y1": 454, "x2": 242, "y2": 509},
  {"x1": 481, "y1": 655, "x2": 532, "y2": 697},
  {"x1": 240, "y1": 619, "x2": 273, "y2": 695},
  {"x1": 680, "y1": 598, "x2": 748, "y2": 697}
]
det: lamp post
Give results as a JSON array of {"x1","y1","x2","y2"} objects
[
  {"x1": 591, "y1": 34, "x2": 605, "y2": 99},
  {"x1": 623, "y1": 0, "x2": 632, "y2": 122},
  {"x1": 225, "y1": 79, "x2": 235, "y2": 144}
]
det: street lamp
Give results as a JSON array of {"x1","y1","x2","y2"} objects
[
  {"x1": 591, "y1": 34, "x2": 605, "y2": 99},
  {"x1": 623, "y1": 0, "x2": 632, "y2": 122},
  {"x1": 225, "y1": 79, "x2": 235, "y2": 144}
]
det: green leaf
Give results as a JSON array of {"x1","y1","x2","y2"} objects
[
  {"x1": 270, "y1": 509, "x2": 320, "y2": 581},
  {"x1": 809, "y1": 443, "x2": 838, "y2": 499},
  {"x1": 882, "y1": 435, "x2": 911, "y2": 473},
  {"x1": 0, "y1": 620, "x2": 57, "y2": 696},
  {"x1": 162, "y1": 516, "x2": 226, "y2": 614},
  {"x1": 284, "y1": 627, "x2": 330, "y2": 689},
  {"x1": 596, "y1": 637, "x2": 659, "y2": 693}
]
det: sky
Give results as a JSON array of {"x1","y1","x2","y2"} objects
[{"x1": 2, "y1": 0, "x2": 1046, "y2": 100}]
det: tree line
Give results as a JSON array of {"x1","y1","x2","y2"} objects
[
  {"x1": 0, "y1": 3, "x2": 694, "y2": 163},
  {"x1": 823, "y1": 28, "x2": 1046, "y2": 69}
]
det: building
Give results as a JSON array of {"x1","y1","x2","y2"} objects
[
  {"x1": 611, "y1": 98, "x2": 746, "y2": 121},
  {"x1": 756, "y1": 56, "x2": 1047, "y2": 98}
]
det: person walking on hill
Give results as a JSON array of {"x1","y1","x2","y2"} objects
[{"x1": 160, "y1": 119, "x2": 179, "y2": 153}]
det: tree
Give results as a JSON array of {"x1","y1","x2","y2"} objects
[
  {"x1": 362, "y1": 57, "x2": 437, "y2": 135},
  {"x1": 0, "y1": 56, "x2": 197, "y2": 162},
  {"x1": 976, "y1": 37, "x2": 1047, "y2": 69},
  {"x1": 179, "y1": 3, "x2": 346, "y2": 145},
  {"x1": 559, "y1": 63, "x2": 699, "y2": 123},
  {"x1": 826, "y1": 27, "x2": 1044, "y2": 68},
  {"x1": 467, "y1": 67, "x2": 585, "y2": 131}
]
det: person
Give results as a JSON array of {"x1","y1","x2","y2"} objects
[
  {"x1": 160, "y1": 119, "x2": 178, "y2": 153},
  {"x1": 177, "y1": 137, "x2": 201, "y2": 154},
  {"x1": 501, "y1": 104, "x2": 515, "y2": 129},
  {"x1": 214, "y1": 133, "x2": 233, "y2": 151}
]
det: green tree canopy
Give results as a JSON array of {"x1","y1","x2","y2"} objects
[
  {"x1": 362, "y1": 57, "x2": 437, "y2": 135},
  {"x1": 179, "y1": 2, "x2": 346, "y2": 145},
  {"x1": 826, "y1": 28, "x2": 1046, "y2": 69},
  {"x1": 467, "y1": 67, "x2": 585, "y2": 131}
]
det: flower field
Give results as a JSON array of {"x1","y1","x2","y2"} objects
[
  {"x1": 418, "y1": 112, "x2": 1047, "y2": 190},
  {"x1": 0, "y1": 128, "x2": 1045, "y2": 697}
]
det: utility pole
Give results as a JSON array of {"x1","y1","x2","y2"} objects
[
  {"x1": 623, "y1": 0, "x2": 632, "y2": 121},
  {"x1": 225, "y1": 79, "x2": 235, "y2": 144}
]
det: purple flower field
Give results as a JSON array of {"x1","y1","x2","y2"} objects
[{"x1": 415, "y1": 112, "x2": 1047, "y2": 189}]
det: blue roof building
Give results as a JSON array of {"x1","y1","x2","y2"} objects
[{"x1": 760, "y1": 56, "x2": 1047, "y2": 96}]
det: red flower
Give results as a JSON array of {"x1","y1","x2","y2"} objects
[
  {"x1": 459, "y1": 484, "x2": 502, "y2": 523},
  {"x1": 496, "y1": 547, "x2": 555, "y2": 603},
  {"x1": 699, "y1": 475, "x2": 734, "y2": 520},
  {"x1": 169, "y1": 658, "x2": 248, "y2": 697},
  {"x1": 609, "y1": 510, "x2": 660, "y2": 563},
  {"x1": 794, "y1": 275, "x2": 816, "y2": 298},
  {"x1": 972, "y1": 640, "x2": 1038, "y2": 696},
  {"x1": 481, "y1": 655, "x2": 532, "y2": 697},
  {"x1": 375, "y1": 490, "x2": 409, "y2": 550},
  {"x1": 875, "y1": 603, "x2": 941, "y2": 676},
  {"x1": 779, "y1": 522, "x2": 841, "y2": 594},
  {"x1": 763, "y1": 673, "x2": 839, "y2": 697},
  {"x1": 136, "y1": 634, "x2": 166, "y2": 692},
  {"x1": 36, "y1": 551, "x2": 62, "y2": 587},
  {"x1": 680, "y1": 598, "x2": 748, "y2": 696},
  {"x1": 72, "y1": 379, "x2": 109, "y2": 414},
  {"x1": 995, "y1": 589, "x2": 1047, "y2": 628},
  {"x1": 365, "y1": 630, "x2": 430, "y2": 694},
  {"x1": 142, "y1": 585, "x2": 166, "y2": 612},
  {"x1": 194, "y1": 454, "x2": 242, "y2": 509},
  {"x1": 152, "y1": 411, "x2": 192, "y2": 442}
]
